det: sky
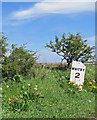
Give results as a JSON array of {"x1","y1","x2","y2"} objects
[{"x1": 2, "y1": 1, "x2": 95, "y2": 63}]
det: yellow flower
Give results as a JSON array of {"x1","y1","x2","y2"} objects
[
  {"x1": 89, "y1": 82, "x2": 92, "y2": 84},
  {"x1": 90, "y1": 86, "x2": 93, "y2": 88},
  {"x1": 73, "y1": 81, "x2": 75, "y2": 84},
  {"x1": 93, "y1": 86, "x2": 97, "y2": 88},
  {"x1": 9, "y1": 98, "x2": 11, "y2": 101},
  {"x1": 68, "y1": 82, "x2": 70, "y2": 84},
  {"x1": 74, "y1": 84, "x2": 77, "y2": 86},
  {"x1": 70, "y1": 80, "x2": 75, "y2": 83}
]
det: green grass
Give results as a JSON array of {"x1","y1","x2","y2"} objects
[{"x1": 1, "y1": 65, "x2": 96, "y2": 118}]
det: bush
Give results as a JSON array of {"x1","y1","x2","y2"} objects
[{"x1": 2, "y1": 44, "x2": 37, "y2": 81}]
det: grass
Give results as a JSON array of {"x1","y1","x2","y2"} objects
[{"x1": 1, "y1": 65, "x2": 96, "y2": 118}]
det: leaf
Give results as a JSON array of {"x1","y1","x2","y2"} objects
[{"x1": 45, "y1": 33, "x2": 95, "y2": 67}]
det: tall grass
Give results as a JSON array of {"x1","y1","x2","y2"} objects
[{"x1": 1, "y1": 65, "x2": 95, "y2": 118}]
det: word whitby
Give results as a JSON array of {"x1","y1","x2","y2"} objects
[{"x1": 72, "y1": 67, "x2": 85, "y2": 71}]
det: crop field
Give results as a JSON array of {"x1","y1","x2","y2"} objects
[{"x1": 1, "y1": 64, "x2": 96, "y2": 118}]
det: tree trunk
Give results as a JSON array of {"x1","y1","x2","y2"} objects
[{"x1": 67, "y1": 62, "x2": 71, "y2": 68}]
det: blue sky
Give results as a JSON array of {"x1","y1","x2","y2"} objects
[{"x1": 2, "y1": 2, "x2": 95, "y2": 63}]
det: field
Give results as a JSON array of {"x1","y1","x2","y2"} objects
[{"x1": 1, "y1": 64, "x2": 96, "y2": 118}]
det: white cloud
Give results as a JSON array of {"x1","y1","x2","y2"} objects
[{"x1": 10, "y1": 2, "x2": 95, "y2": 20}]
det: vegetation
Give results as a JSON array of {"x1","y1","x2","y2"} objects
[
  {"x1": 46, "y1": 33, "x2": 95, "y2": 67},
  {"x1": 1, "y1": 34, "x2": 37, "y2": 82},
  {"x1": 1, "y1": 65, "x2": 96, "y2": 118},
  {"x1": 0, "y1": 32, "x2": 8, "y2": 64},
  {"x1": 0, "y1": 33, "x2": 96, "y2": 118}
]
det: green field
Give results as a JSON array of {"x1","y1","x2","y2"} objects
[{"x1": 1, "y1": 65, "x2": 96, "y2": 118}]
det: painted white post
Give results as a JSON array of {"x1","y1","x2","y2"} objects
[{"x1": 70, "y1": 61, "x2": 86, "y2": 90}]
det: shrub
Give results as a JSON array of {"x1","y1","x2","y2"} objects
[{"x1": 2, "y1": 44, "x2": 37, "y2": 81}]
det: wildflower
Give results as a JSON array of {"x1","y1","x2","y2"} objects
[
  {"x1": 88, "y1": 100, "x2": 91, "y2": 103},
  {"x1": 35, "y1": 85, "x2": 38, "y2": 88},
  {"x1": 93, "y1": 80, "x2": 95, "y2": 82},
  {"x1": 70, "y1": 80, "x2": 72, "y2": 82},
  {"x1": 68, "y1": 82, "x2": 70, "y2": 84},
  {"x1": 72, "y1": 81, "x2": 75, "y2": 84},
  {"x1": 79, "y1": 84, "x2": 82, "y2": 86},
  {"x1": 89, "y1": 82, "x2": 92, "y2": 84},
  {"x1": 28, "y1": 84, "x2": 30, "y2": 86},
  {"x1": 57, "y1": 110, "x2": 59, "y2": 112},
  {"x1": 90, "y1": 86, "x2": 93, "y2": 88},
  {"x1": 74, "y1": 84, "x2": 77, "y2": 86},
  {"x1": 93, "y1": 86, "x2": 97, "y2": 88},
  {"x1": 0, "y1": 88, "x2": 2, "y2": 90},
  {"x1": 7, "y1": 85, "x2": 9, "y2": 88},
  {"x1": 34, "y1": 87, "x2": 37, "y2": 90},
  {"x1": 9, "y1": 98, "x2": 11, "y2": 101},
  {"x1": 79, "y1": 85, "x2": 83, "y2": 91}
]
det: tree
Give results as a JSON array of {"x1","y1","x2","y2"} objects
[
  {"x1": 46, "y1": 33, "x2": 95, "y2": 68},
  {"x1": 2, "y1": 44, "x2": 37, "y2": 80},
  {"x1": 0, "y1": 32, "x2": 8, "y2": 63},
  {"x1": 1, "y1": 34, "x2": 37, "y2": 81}
]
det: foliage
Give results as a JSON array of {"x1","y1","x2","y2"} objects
[
  {"x1": 0, "y1": 32, "x2": 8, "y2": 63},
  {"x1": 0, "y1": 33, "x2": 95, "y2": 118},
  {"x1": 1, "y1": 65, "x2": 95, "y2": 118},
  {"x1": 29, "y1": 65, "x2": 52, "y2": 80},
  {"x1": 7, "y1": 83, "x2": 42, "y2": 112},
  {"x1": 1, "y1": 35, "x2": 37, "y2": 81},
  {"x1": 46, "y1": 33, "x2": 95, "y2": 67}
]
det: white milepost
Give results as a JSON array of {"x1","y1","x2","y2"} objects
[{"x1": 70, "y1": 61, "x2": 86, "y2": 90}]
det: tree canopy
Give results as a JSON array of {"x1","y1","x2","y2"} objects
[
  {"x1": 46, "y1": 33, "x2": 95, "y2": 67},
  {"x1": 0, "y1": 32, "x2": 8, "y2": 62},
  {"x1": 1, "y1": 34, "x2": 37, "y2": 81}
]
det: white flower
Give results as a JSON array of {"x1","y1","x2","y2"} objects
[
  {"x1": 88, "y1": 100, "x2": 92, "y2": 103},
  {"x1": 57, "y1": 110, "x2": 59, "y2": 112},
  {"x1": 93, "y1": 80, "x2": 95, "y2": 82},
  {"x1": 7, "y1": 85, "x2": 9, "y2": 88},
  {"x1": 0, "y1": 88, "x2": 2, "y2": 90},
  {"x1": 28, "y1": 84, "x2": 30, "y2": 86},
  {"x1": 34, "y1": 87, "x2": 37, "y2": 90},
  {"x1": 35, "y1": 85, "x2": 38, "y2": 88}
]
